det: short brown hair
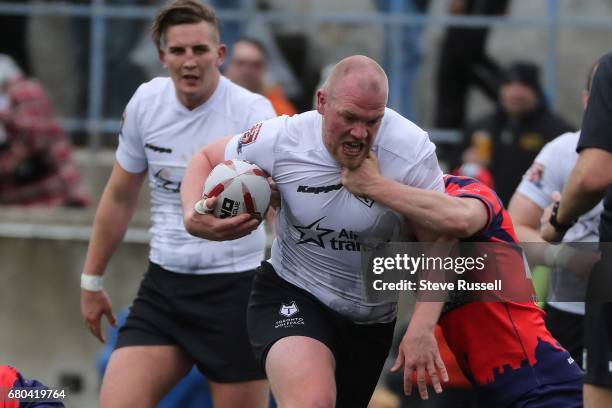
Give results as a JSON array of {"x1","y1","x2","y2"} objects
[{"x1": 151, "y1": 0, "x2": 220, "y2": 50}]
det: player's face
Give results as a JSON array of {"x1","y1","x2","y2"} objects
[
  {"x1": 318, "y1": 85, "x2": 386, "y2": 170},
  {"x1": 225, "y1": 41, "x2": 266, "y2": 93},
  {"x1": 159, "y1": 21, "x2": 226, "y2": 109}
]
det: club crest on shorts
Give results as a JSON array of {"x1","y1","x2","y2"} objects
[{"x1": 279, "y1": 301, "x2": 299, "y2": 317}]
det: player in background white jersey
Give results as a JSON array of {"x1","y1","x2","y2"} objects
[
  {"x1": 182, "y1": 55, "x2": 449, "y2": 407},
  {"x1": 79, "y1": 1, "x2": 275, "y2": 407}
]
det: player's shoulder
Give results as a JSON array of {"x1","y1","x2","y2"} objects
[
  {"x1": 259, "y1": 110, "x2": 319, "y2": 150},
  {"x1": 537, "y1": 130, "x2": 580, "y2": 164},
  {"x1": 598, "y1": 50, "x2": 612, "y2": 69},
  {"x1": 444, "y1": 174, "x2": 496, "y2": 200},
  {"x1": 133, "y1": 77, "x2": 170, "y2": 99},
  {"x1": 374, "y1": 108, "x2": 434, "y2": 161},
  {"x1": 128, "y1": 77, "x2": 172, "y2": 110},
  {"x1": 544, "y1": 130, "x2": 580, "y2": 151}
]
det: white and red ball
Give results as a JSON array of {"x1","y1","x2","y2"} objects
[{"x1": 203, "y1": 160, "x2": 271, "y2": 218}]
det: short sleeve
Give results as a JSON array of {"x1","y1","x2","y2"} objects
[
  {"x1": 225, "y1": 116, "x2": 285, "y2": 176},
  {"x1": 516, "y1": 140, "x2": 566, "y2": 209},
  {"x1": 242, "y1": 97, "x2": 277, "y2": 130},
  {"x1": 446, "y1": 177, "x2": 498, "y2": 232},
  {"x1": 115, "y1": 93, "x2": 147, "y2": 173},
  {"x1": 398, "y1": 136, "x2": 445, "y2": 193}
]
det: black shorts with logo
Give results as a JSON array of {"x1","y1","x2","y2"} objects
[
  {"x1": 115, "y1": 262, "x2": 264, "y2": 383},
  {"x1": 247, "y1": 261, "x2": 396, "y2": 407}
]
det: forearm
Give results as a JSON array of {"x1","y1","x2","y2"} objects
[
  {"x1": 557, "y1": 176, "x2": 604, "y2": 225},
  {"x1": 557, "y1": 149, "x2": 610, "y2": 224},
  {"x1": 408, "y1": 301, "x2": 445, "y2": 333},
  {"x1": 181, "y1": 136, "x2": 230, "y2": 237},
  {"x1": 367, "y1": 178, "x2": 473, "y2": 237},
  {"x1": 83, "y1": 174, "x2": 143, "y2": 276},
  {"x1": 181, "y1": 149, "x2": 215, "y2": 236}
]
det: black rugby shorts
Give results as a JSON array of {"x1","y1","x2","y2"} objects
[{"x1": 115, "y1": 262, "x2": 264, "y2": 383}]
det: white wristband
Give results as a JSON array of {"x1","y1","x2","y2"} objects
[
  {"x1": 81, "y1": 273, "x2": 104, "y2": 291},
  {"x1": 194, "y1": 198, "x2": 214, "y2": 215}
]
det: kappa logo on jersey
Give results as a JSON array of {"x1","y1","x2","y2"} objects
[
  {"x1": 294, "y1": 217, "x2": 363, "y2": 251},
  {"x1": 145, "y1": 143, "x2": 172, "y2": 154},
  {"x1": 279, "y1": 301, "x2": 299, "y2": 317},
  {"x1": 237, "y1": 122, "x2": 263, "y2": 154},
  {"x1": 297, "y1": 184, "x2": 343, "y2": 194},
  {"x1": 356, "y1": 195, "x2": 375, "y2": 208}
]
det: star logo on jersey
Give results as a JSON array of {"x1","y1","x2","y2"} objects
[
  {"x1": 356, "y1": 195, "x2": 375, "y2": 208},
  {"x1": 294, "y1": 217, "x2": 334, "y2": 248}
]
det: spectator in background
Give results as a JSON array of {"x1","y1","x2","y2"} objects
[
  {"x1": 434, "y1": 0, "x2": 510, "y2": 130},
  {"x1": 0, "y1": 54, "x2": 89, "y2": 207},
  {"x1": 225, "y1": 38, "x2": 298, "y2": 116},
  {"x1": 463, "y1": 61, "x2": 574, "y2": 205}
]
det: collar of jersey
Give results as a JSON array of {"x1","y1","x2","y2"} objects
[{"x1": 172, "y1": 76, "x2": 225, "y2": 114}]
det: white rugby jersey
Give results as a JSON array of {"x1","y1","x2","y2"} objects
[
  {"x1": 116, "y1": 76, "x2": 276, "y2": 274},
  {"x1": 226, "y1": 109, "x2": 444, "y2": 323},
  {"x1": 517, "y1": 130, "x2": 603, "y2": 315}
]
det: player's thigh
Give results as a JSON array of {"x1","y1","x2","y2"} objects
[
  {"x1": 584, "y1": 384, "x2": 612, "y2": 408},
  {"x1": 208, "y1": 379, "x2": 269, "y2": 408},
  {"x1": 266, "y1": 336, "x2": 336, "y2": 408},
  {"x1": 100, "y1": 345, "x2": 193, "y2": 408}
]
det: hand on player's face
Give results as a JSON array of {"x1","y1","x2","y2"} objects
[{"x1": 341, "y1": 152, "x2": 381, "y2": 197}]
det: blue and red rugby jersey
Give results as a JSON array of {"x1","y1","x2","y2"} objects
[{"x1": 439, "y1": 175, "x2": 583, "y2": 407}]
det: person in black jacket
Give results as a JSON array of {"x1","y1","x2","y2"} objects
[{"x1": 463, "y1": 61, "x2": 574, "y2": 205}]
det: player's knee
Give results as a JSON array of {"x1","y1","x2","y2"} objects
[{"x1": 275, "y1": 388, "x2": 336, "y2": 408}]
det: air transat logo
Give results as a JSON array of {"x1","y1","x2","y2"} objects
[{"x1": 293, "y1": 217, "x2": 362, "y2": 251}]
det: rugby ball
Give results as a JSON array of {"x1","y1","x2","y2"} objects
[{"x1": 203, "y1": 160, "x2": 271, "y2": 219}]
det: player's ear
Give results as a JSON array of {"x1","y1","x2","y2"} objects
[
  {"x1": 217, "y1": 43, "x2": 227, "y2": 67},
  {"x1": 158, "y1": 49, "x2": 167, "y2": 69},
  {"x1": 316, "y1": 90, "x2": 326, "y2": 114}
]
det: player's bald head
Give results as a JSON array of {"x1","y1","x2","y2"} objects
[{"x1": 322, "y1": 55, "x2": 388, "y2": 105}]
